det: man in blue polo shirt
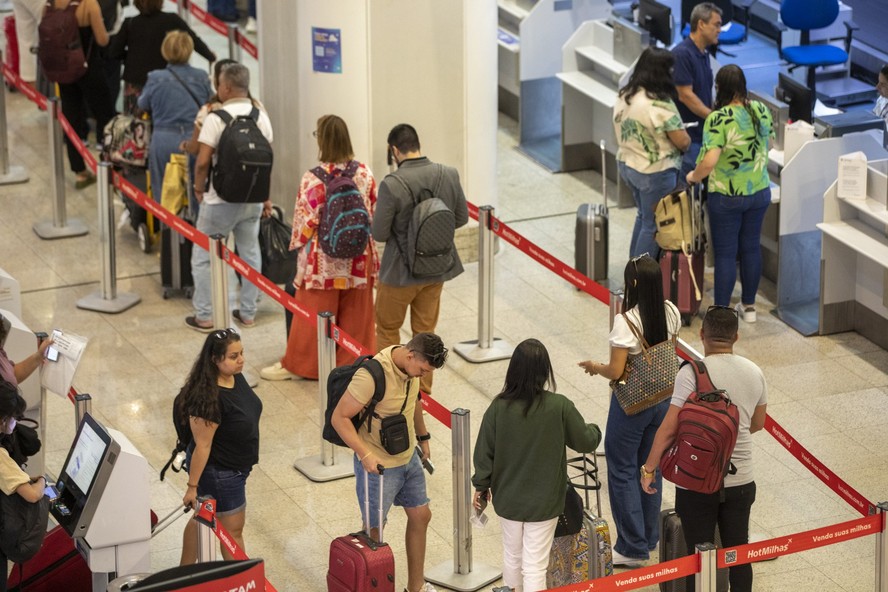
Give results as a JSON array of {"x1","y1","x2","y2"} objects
[{"x1": 672, "y1": 2, "x2": 722, "y2": 177}]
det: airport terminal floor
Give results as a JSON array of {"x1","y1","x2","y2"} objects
[{"x1": 2, "y1": 2, "x2": 888, "y2": 591}]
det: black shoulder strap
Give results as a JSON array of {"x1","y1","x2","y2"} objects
[
  {"x1": 211, "y1": 109, "x2": 233, "y2": 126},
  {"x1": 167, "y1": 67, "x2": 203, "y2": 108},
  {"x1": 355, "y1": 358, "x2": 387, "y2": 432},
  {"x1": 249, "y1": 106, "x2": 259, "y2": 121}
]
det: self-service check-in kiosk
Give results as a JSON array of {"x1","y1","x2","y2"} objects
[{"x1": 50, "y1": 413, "x2": 151, "y2": 591}]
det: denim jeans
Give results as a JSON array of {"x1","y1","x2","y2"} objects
[
  {"x1": 191, "y1": 202, "x2": 263, "y2": 322},
  {"x1": 354, "y1": 449, "x2": 429, "y2": 530},
  {"x1": 675, "y1": 482, "x2": 757, "y2": 592},
  {"x1": 707, "y1": 188, "x2": 771, "y2": 306},
  {"x1": 618, "y1": 162, "x2": 679, "y2": 259},
  {"x1": 604, "y1": 394, "x2": 669, "y2": 559}
]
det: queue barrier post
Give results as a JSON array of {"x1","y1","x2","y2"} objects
[
  {"x1": 197, "y1": 520, "x2": 218, "y2": 563},
  {"x1": 73, "y1": 392, "x2": 92, "y2": 431},
  {"x1": 76, "y1": 163, "x2": 141, "y2": 313},
  {"x1": 33, "y1": 97, "x2": 88, "y2": 239},
  {"x1": 426, "y1": 408, "x2": 501, "y2": 592},
  {"x1": 695, "y1": 542, "x2": 717, "y2": 592},
  {"x1": 609, "y1": 287, "x2": 623, "y2": 331},
  {"x1": 177, "y1": 0, "x2": 190, "y2": 24},
  {"x1": 293, "y1": 312, "x2": 354, "y2": 483},
  {"x1": 0, "y1": 51, "x2": 29, "y2": 185},
  {"x1": 877, "y1": 502, "x2": 888, "y2": 592},
  {"x1": 454, "y1": 205, "x2": 514, "y2": 363},
  {"x1": 227, "y1": 24, "x2": 242, "y2": 62},
  {"x1": 209, "y1": 234, "x2": 231, "y2": 330}
]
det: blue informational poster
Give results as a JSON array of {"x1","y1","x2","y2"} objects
[{"x1": 312, "y1": 27, "x2": 342, "y2": 74}]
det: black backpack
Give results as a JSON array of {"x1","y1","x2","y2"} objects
[
  {"x1": 210, "y1": 107, "x2": 273, "y2": 203},
  {"x1": 0, "y1": 484, "x2": 50, "y2": 564},
  {"x1": 160, "y1": 392, "x2": 193, "y2": 481},
  {"x1": 322, "y1": 356, "x2": 386, "y2": 447}
]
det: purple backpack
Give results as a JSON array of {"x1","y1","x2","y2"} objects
[{"x1": 312, "y1": 161, "x2": 371, "y2": 259}]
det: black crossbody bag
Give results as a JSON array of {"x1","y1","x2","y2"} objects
[{"x1": 378, "y1": 381, "x2": 413, "y2": 455}]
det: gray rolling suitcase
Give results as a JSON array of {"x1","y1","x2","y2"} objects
[
  {"x1": 547, "y1": 454, "x2": 613, "y2": 587},
  {"x1": 575, "y1": 140, "x2": 609, "y2": 282},
  {"x1": 659, "y1": 508, "x2": 728, "y2": 592}
]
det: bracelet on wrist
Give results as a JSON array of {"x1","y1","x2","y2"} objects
[
  {"x1": 187, "y1": 483, "x2": 199, "y2": 489},
  {"x1": 359, "y1": 451, "x2": 371, "y2": 462}
]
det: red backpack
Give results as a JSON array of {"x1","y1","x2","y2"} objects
[
  {"x1": 660, "y1": 359, "x2": 739, "y2": 494},
  {"x1": 38, "y1": 0, "x2": 88, "y2": 84}
]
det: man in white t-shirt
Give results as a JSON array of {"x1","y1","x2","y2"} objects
[
  {"x1": 640, "y1": 305, "x2": 767, "y2": 592},
  {"x1": 187, "y1": 63, "x2": 273, "y2": 332}
]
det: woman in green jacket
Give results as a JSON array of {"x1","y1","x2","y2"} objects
[{"x1": 472, "y1": 338, "x2": 601, "y2": 592}]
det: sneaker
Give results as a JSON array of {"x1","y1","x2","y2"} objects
[
  {"x1": 403, "y1": 584, "x2": 437, "y2": 592},
  {"x1": 233, "y1": 309, "x2": 255, "y2": 327},
  {"x1": 611, "y1": 549, "x2": 645, "y2": 568},
  {"x1": 260, "y1": 362, "x2": 297, "y2": 381},
  {"x1": 245, "y1": 16, "x2": 257, "y2": 33},
  {"x1": 735, "y1": 302, "x2": 756, "y2": 323},
  {"x1": 185, "y1": 316, "x2": 214, "y2": 333}
]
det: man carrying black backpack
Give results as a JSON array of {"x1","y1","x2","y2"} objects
[
  {"x1": 188, "y1": 63, "x2": 274, "y2": 332},
  {"x1": 372, "y1": 124, "x2": 468, "y2": 395},
  {"x1": 640, "y1": 306, "x2": 768, "y2": 592}
]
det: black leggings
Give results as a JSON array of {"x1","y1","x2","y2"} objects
[{"x1": 57, "y1": 57, "x2": 116, "y2": 174}]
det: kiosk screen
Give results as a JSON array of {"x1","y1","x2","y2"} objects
[{"x1": 60, "y1": 414, "x2": 113, "y2": 501}]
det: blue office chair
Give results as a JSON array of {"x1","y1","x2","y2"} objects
[
  {"x1": 779, "y1": 0, "x2": 856, "y2": 97},
  {"x1": 680, "y1": 0, "x2": 755, "y2": 57}
]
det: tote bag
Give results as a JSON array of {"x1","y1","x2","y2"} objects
[{"x1": 611, "y1": 315, "x2": 679, "y2": 416}]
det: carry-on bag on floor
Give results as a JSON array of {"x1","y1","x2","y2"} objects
[
  {"x1": 547, "y1": 453, "x2": 614, "y2": 587},
  {"x1": 575, "y1": 140, "x2": 609, "y2": 283},
  {"x1": 659, "y1": 508, "x2": 728, "y2": 592},
  {"x1": 327, "y1": 466, "x2": 395, "y2": 592},
  {"x1": 161, "y1": 221, "x2": 194, "y2": 299},
  {"x1": 6, "y1": 525, "x2": 91, "y2": 591},
  {"x1": 660, "y1": 249, "x2": 704, "y2": 326}
]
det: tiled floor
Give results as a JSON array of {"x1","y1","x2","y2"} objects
[{"x1": 2, "y1": 4, "x2": 887, "y2": 591}]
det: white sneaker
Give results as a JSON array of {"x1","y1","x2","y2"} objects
[
  {"x1": 735, "y1": 302, "x2": 756, "y2": 323},
  {"x1": 259, "y1": 362, "x2": 297, "y2": 381},
  {"x1": 611, "y1": 549, "x2": 645, "y2": 568},
  {"x1": 245, "y1": 17, "x2": 257, "y2": 33},
  {"x1": 404, "y1": 584, "x2": 437, "y2": 592}
]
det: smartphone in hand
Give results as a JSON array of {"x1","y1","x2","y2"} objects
[
  {"x1": 415, "y1": 445, "x2": 434, "y2": 474},
  {"x1": 44, "y1": 329, "x2": 62, "y2": 362}
]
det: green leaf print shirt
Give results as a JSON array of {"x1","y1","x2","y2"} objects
[
  {"x1": 698, "y1": 101, "x2": 773, "y2": 196},
  {"x1": 614, "y1": 90, "x2": 684, "y2": 174}
]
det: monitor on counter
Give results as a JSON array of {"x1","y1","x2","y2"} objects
[
  {"x1": 637, "y1": 0, "x2": 673, "y2": 47},
  {"x1": 775, "y1": 73, "x2": 813, "y2": 124}
]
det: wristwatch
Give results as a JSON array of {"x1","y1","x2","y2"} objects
[
  {"x1": 640, "y1": 465, "x2": 656, "y2": 479},
  {"x1": 416, "y1": 433, "x2": 431, "y2": 442}
]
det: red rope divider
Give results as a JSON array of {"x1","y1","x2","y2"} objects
[
  {"x1": 169, "y1": 0, "x2": 259, "y2": 59},
  {"x1": 548, "y1": 555, "x2": 697, "y2": 592},
  {"x1": 0, "y1": 64, "x2": 48, "y2": 110},
  {"x1": 765, "y1": 415, "x2": 876, "y2": 515}
]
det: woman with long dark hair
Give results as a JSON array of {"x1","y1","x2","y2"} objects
[
  {"x1": 686, "y1": 64, "x2": 773, "y2": 322},
  {"x1": 179, "y1": 329, "x2": 262, "y2": 564},
  {"x1": 578, "y1": 255, "x2": 681, "y2": 567},
  {"x1": 614, "y1": 47, "x2": 691, "y2": 259},
  {"x1": 473, "y1": 339, "x2": 600, "y2": 592},
  {"x1": 260, "y1": 114, "x2": 378, "y2": 381}
]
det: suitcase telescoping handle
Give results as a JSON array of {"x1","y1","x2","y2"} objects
[
  {"x1": 567, "y1": 454, "x2": 603, "y2": 516},
  {"x1": 363, "y1": 465, "x2": 386, "y2": 544},
  {"x1": 600, "y1": 139, "x2": 607, "y2": 207},
  {"x1": 152, "y1": 506, "x2": 192, "y2": 538}
]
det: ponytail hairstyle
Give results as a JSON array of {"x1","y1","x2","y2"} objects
[
  {"x1": 714, "y1": 64, "x2": 762, "y2": 137},
  {"x1": 176, "y1": 329, "x2": 241, "y2": 426}
]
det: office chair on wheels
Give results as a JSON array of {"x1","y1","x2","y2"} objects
[
  {"x1": 680, "y1": 0, "x2": 756, "y2": 57},
  {"x1": 779, "y1": 0, "x2": 857, "y2": 100}
]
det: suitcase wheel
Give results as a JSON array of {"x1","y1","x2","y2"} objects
[{"x1": 138, "y1": 223, "x2": 151, "y2": 253}]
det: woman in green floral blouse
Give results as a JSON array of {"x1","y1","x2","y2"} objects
[{"x1": 686, "y1": 65, "x2": 772, "y2": 323}]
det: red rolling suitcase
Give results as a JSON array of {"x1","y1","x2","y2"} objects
[
  {"x1": 4, "y1": 15, "x2": 20, "y2": 82},
  {"x1": 6, "y1": 526, "x2": 91, "y2": 592},
  {"x1": 327, "y1": 467, "x2": 395, "y2": 592},
  {"x1": 661, "y1": 250, "x2": 704, "y2": 326}
]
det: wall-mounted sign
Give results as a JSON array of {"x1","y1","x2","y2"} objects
[{"x1": 312, "y1": 27, "x2": 342, "y2": 74}]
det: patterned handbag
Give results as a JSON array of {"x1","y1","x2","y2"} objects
[{"x1": 611, "y1": 316, "x2": 679, "y2": 416}]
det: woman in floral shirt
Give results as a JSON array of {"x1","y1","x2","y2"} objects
[
  {"x1": 687, "y1": 65, "x2": 772, "y2": 322},
  {"x1": 261, "y1": 114, "x2": 379, "y2": 380},
  {"x1": 614, "y1": 47, "x2": 691, "y2": 259}
]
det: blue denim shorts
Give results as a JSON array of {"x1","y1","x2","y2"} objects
[
  {"x1": 354, "y1": 449, "x2": 429, "y2": 529},
  {"x1": 196, "y1": 463, "x2": 250, "y2": 516}
]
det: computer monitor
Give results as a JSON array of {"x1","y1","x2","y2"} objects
[
  {"x1": 637, "y1": 0, "x2": 673, "y2": 47},
  {"x1": 775, "y1": 73, "x2": 813, "y2": 124},
  {"x1": 130, "y1": 559, "x2": 264, "y2": 591}
]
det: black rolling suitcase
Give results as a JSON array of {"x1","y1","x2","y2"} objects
[
  {"x1": 575, "y1": 140, "x2": 609, "y2": 283},
  {"x1": 659, "y1": 508, "x2": 728, "y2": 592},
  {"x1": 161, "y1": 155, "x2": 194, "y2": 299}
]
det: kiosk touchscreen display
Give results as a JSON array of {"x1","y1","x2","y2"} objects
[{"x1": 60, "y1": 414, "x2": 113, "y2": 502}]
